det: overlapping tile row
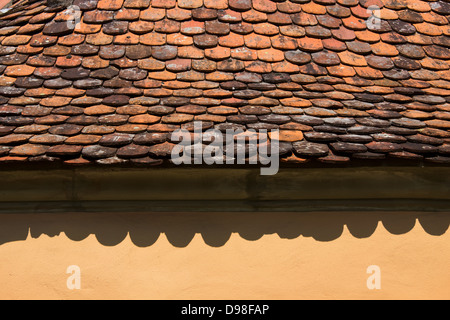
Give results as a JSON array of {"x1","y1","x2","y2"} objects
[{"x1": 0, "y1": 0, "x2": 449, "y2": 165}]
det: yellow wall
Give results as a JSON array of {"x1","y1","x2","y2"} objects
[{"x1": 0, "y1": 211, "x2": 449, "y2": 300}]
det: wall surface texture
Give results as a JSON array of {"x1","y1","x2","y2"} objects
[{"x1": 0, "y1": 211, "x2": 449, "y2": 300}]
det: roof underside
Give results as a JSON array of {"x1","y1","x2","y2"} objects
[{"x1": 0, "y1": 0, "x2": 449, "y2": 167}]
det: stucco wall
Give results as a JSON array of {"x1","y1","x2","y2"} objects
[{"x1": 0, "y1": 211, "x2": 448, "y2": 300}]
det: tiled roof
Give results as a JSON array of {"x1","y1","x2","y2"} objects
[{"x1": 0, "y1": 0, "x2": 449, "y2": 166}]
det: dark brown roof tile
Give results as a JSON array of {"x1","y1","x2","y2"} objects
[
  {"x1": 147, "y1": 141, "x2": 175, "y2": 157},
  {"x1": 82, "y1": 145, "x2": 116, "y2": 159},
  {"x1": 229, "y1": 0, "x2": 251, "y2": 11},
  {"x1": 304, "y1": 131, "x2": 339, "y2": 142},
  {"x1": 116, "y1": 143, "x2": 149, "y2": 158},
  {"x1": 401, "y1": 142, "x2": 439, "y2": 154},
  {"x1": 10, "y1": 143, "x2": 49, "y2": 156}
]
